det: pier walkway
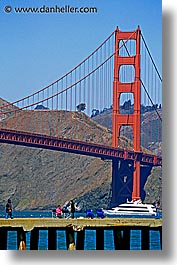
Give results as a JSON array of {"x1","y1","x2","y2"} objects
[{"x1": 0, "y1": 217, "x2": 162, "y2": 250}]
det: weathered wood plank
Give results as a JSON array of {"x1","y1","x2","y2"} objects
[
  {"x1": 66, "y1": 228, "x2": 75, "y2": 250},
  {"x1": 96, "y1": 228, "x2": 104, "y2": 250},
  {"x1": 76, "y1": 230, "x2": 85, "y2": 250},
  {"x1": 113, "y1": 228, "x2": 130, "y2": 250},
  {"x1": 0, "y1": 228, "x2": 7, "y2": 250},
  {"x1": 17, "y1": 228, "x2": 26, "y2": 250},
  {"x1": 30, "y1": 228, "x2": 39, "y2": 250},
  {"x1": 0, "y1": 218, "x2": 162, "y2": 232},
  {"x1": 48, "y1": 228, "x2": 56, "y2": 250},
  {"x1": 141, "y1": 227, "x2": 149, "y2": 250}
]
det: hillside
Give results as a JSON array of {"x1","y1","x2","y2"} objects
[
  {"x1": 0, "y1": 101, "x2": 162, "y2": 211},
  {"x1": 0, "y1": 143, "x2": 113, "y2": 211},
  {"x1": 92, "y1": 108, "x2": 162, "y2": 155},
  {"x1": 0, "y1": 97, "x2": 19, "y2": 122}
]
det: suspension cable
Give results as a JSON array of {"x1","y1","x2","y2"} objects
[
  {"x1": 140, "y1": 33, "x2": 162, "y2": 82},
  {"x1": 1, "y1": 31, "x2": 136, "y2": 115},
  {"x1": 140, "y1": 79, "x2": 162, "y2": 121},
  {"x1": 0, "y1": 30, "x2": 116, "y2": 110}
]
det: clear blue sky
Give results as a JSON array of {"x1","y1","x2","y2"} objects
[{"x1": 0, "y1": 0, "x2": 162, "y2": 103}]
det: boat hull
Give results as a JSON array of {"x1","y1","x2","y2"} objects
[
  {"x1": 103, "y1": 199, "x2": 158, "y2": 217},
  {"x1": 103, "y1": 210, "x2": 157, "y2": 217}
]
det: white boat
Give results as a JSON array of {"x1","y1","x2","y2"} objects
[{"x1": 103, "y1": 199, "x2": 157, "y2": 217}]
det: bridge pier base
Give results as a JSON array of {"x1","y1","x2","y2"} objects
[
  {"x1": 110, "y1": 159, "x2": 134, "y2": 208},
  {"x1": 110, "y1": 159, "x2": 153, "y2": 207}
]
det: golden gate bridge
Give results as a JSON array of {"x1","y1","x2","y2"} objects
[{"x1": 0, "y1": 27, "x2": 162, "y2": 206}]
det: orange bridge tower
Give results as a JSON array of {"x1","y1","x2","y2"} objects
[{"x1": 112, "y1": 26, "x2": 141, "y2": 203}]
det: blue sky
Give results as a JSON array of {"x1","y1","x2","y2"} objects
[{"x1": 0, "y1": 0, "x2": 162, "y2": 102}]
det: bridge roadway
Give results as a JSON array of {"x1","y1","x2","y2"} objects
[
  {"x1": 0, "y1": 217, "x2": 162, "y2": 250},
  {"x1": 0, "y1": 129, "x2": 162, "y2": 166}
]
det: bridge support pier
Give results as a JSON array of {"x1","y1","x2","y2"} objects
[
  {"x1": 110, "y1": 159, "x2": 153, "y2": 207},
  {"x1": 110, "y1": 159, "x2": 134, "y2": 207}
]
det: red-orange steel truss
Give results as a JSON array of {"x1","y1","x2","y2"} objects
[{"x1": 112, "y1": 26, "x2": 141, "y2": 200}]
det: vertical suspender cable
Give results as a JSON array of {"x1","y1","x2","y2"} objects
[{"x1": 68, "y1": 72, "x2": 73, "y2": 139}]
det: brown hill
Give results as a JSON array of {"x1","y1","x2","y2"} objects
[
  {"x1": 0, "y1": 108, "x2": 162, "y2": 211},
  {"x1": 93, "y1": 108, "x2": 162, "y2": 155},
  {"x1": 0, "y1": 143, "x2": 112, "y2": 211},
  {"x1": 0, "y1": 97, "x2": 19, "y2": 122}
]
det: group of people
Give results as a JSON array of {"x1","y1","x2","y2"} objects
[
  {"x1": 56, "y1": 200, "x2": 75, "y2": 218},
  {"x1": 4, "y1": 198, "x2": 77, "y2": 219}
]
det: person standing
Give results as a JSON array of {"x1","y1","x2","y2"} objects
[
  {"x1": 5, "y1": 199, "x2": 13, "y2": 219},
  {"x1": 70, "y1": 200, "x2": 75, "y2": 219},
  {"x1": 56, "y1": 204, "x2": 63, "y2": 218}
]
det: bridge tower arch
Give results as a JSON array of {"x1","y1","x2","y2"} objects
[{"x1": 112, "y1": 26, "x2": 141, "y2": 201}]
